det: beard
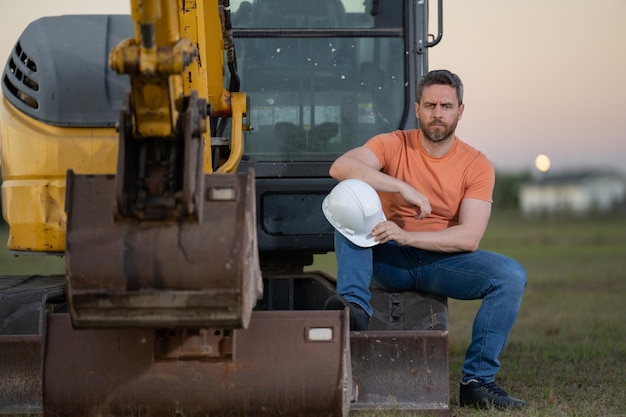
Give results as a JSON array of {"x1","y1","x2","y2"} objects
[{"x1": 421, "y1": 118, "x2": 458, "y2": 143}]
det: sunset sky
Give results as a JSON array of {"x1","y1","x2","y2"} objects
[{"x1": 1, "y1": 1, "x2": 624, "y2": 174}]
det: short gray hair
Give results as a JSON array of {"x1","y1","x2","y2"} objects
[{"x1": 416, "y1": 69, "x2": 464, "y2": 105}]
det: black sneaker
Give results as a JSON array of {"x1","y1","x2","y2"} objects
[
  {"x1": 459, "y1": 380, "x2": 528, "y2": 409},
  {"x1": 324, "y1": 294, "x2": 370, "y2": 331}
]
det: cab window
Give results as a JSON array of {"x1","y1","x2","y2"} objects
[{"x1": 230, "y1": 0, "x2": 406, "y2": 162}]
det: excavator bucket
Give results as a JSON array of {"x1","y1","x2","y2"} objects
[
  {"x1": 65, "y1": 169, "x2": 262, "y2": 329},
  {"x1": 43, "y1": 310, "x2": 351, "y2": 417}
]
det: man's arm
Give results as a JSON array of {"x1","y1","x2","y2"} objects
[
  {"x1": 372, "y1": 197, "x2": 492, "y2": 252},
  {"x1": 330, "y1": 147, "x2": 432, "y2": 219}
]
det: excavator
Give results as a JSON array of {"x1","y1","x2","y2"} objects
[{"x1": 0, "y1": 0, "x2": 449, "y2": 415}]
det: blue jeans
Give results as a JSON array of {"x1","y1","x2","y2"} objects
[{"x1": 334, "y1": 231, "x2": 526, "y2": 383}]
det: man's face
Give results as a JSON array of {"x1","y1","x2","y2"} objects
[{"x1": 415, "y1": 84, "x2": 464, "y2": 143}]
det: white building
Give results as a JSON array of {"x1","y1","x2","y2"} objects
[{"x1": 518, "y1": 171, "x2": 626, "y2": 216}]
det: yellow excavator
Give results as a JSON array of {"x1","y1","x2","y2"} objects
[{"x1": 0, "y1": 0, "x2": 448, "y2": 415}]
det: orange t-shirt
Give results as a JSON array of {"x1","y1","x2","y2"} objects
[{"x1": 364, "y1": 129, "x2": 495, "y2": 232}]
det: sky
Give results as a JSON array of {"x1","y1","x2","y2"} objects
[
  {"x1": 429, "y1": 1, "x2": 626, "y2": 174},
  {"x1": 1, "y1": 1, "x2": 624, "y2": 175}
]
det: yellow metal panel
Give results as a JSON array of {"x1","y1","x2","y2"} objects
[
  {"x1": 1, "y1": 179, "x2": 66, "y2": 252},
  {"x1": 178, "y1": 0, "x2": 231, "y2": 115},
  {"x1": 0, "y1": 98, "x2": 118, "y2": 252},
  {"x1": 177, "y1": 0, "x2": 231, "y2": 173},
  {"x1": 216, "y1": 92, "x2": 246, "y2": 174}
]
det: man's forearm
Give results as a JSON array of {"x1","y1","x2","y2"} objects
[
  {"x1": 330, "y1": 155, "x2": 406, "y2": 193},
  {"x1": 405, "y1": 226, "x2": 482, "y2": 253}
]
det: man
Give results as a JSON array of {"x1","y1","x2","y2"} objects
[{"x1": 325, "y1": 69, "x2": 528, "y2": 409}]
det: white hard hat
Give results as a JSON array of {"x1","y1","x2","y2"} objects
[{"x1": 322, "y1": 179, "x2": 386, "y2": 247}]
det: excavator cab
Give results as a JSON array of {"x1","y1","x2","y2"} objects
[
  {"x1": 0, "y1": 0, "x2": 449, "y2": 415},
  {"x1": 232, "y1": 0, "x2": 438, "y2": 268}
]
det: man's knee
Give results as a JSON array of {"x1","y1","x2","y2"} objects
[{"x1": 502, "y1": 257, "x2": 527, "y2": 293}]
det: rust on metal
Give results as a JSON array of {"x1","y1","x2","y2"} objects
[
  {"x1": 154, "y1": 327, "x2": 234, "y2": 361},
  {"x1": 369, "y1": 288, "x2": 448, "y2": 331},
  {"x1": 0, "y1": 335, "x2": 42, "y2": 414},
  {"x1": 0, "y1": 274, "x2": 65, "y2": 415},
  {"x1": 44, "y1": 310, "x2": 351, "y2": 416},
  {"x1": 350, "y1": 330, "x2": 450, "y2": 416},
  {"x1": 114, "y1": 91, "x2": 207, "y2": 221},
  {"x1": 65, "y1": 169, "x2": 262, "y2": 329}
]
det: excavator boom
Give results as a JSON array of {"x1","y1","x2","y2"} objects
[{"x1": 64, "y1": 0, "x2": 261, "y2": 329}]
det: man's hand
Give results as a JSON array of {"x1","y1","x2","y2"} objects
[
  {"x1": 399, "y1": 184, "x2": 431, "y2": 219},
  {"x1": 372, "y1": 221, "x2": 411, "y2": 246},
  {"x1": 374, "y1": 198, "x2": 493, "y2": 252}
]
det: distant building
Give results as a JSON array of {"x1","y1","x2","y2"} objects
[{"x1": 518, "y1": 170, "x2": 626, "y2": 216}]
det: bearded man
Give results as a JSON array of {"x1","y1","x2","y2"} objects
[{"x1": 325, "y1": 69, "x2": 528, "y2": 409}]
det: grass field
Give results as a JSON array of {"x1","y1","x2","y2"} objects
[
  {"x1": 446, "y1": 212, "x2": 626, "y2": 417},
  {"x1": 1, "y1": 210, "x2": 625, "y2": 416}
]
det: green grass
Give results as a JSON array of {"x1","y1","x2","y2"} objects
[
  {"x1": 447, "y1": 211, "x2": 626, "y2": 417},
  {"x1": 2, "y1": 211, "x2": 625, "y2": 416}
]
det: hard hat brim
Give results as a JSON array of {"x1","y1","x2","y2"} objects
[
  {"x1": 321, "y1": 195, "x2": 386, "y2": 248},
  {"x1": 337, "y1": 228, "x2": 380, "y2": 247}
]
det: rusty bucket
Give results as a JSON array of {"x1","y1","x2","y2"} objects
[{"x1": 65, "y1": 169, "x2": 262, "y2": 329}]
